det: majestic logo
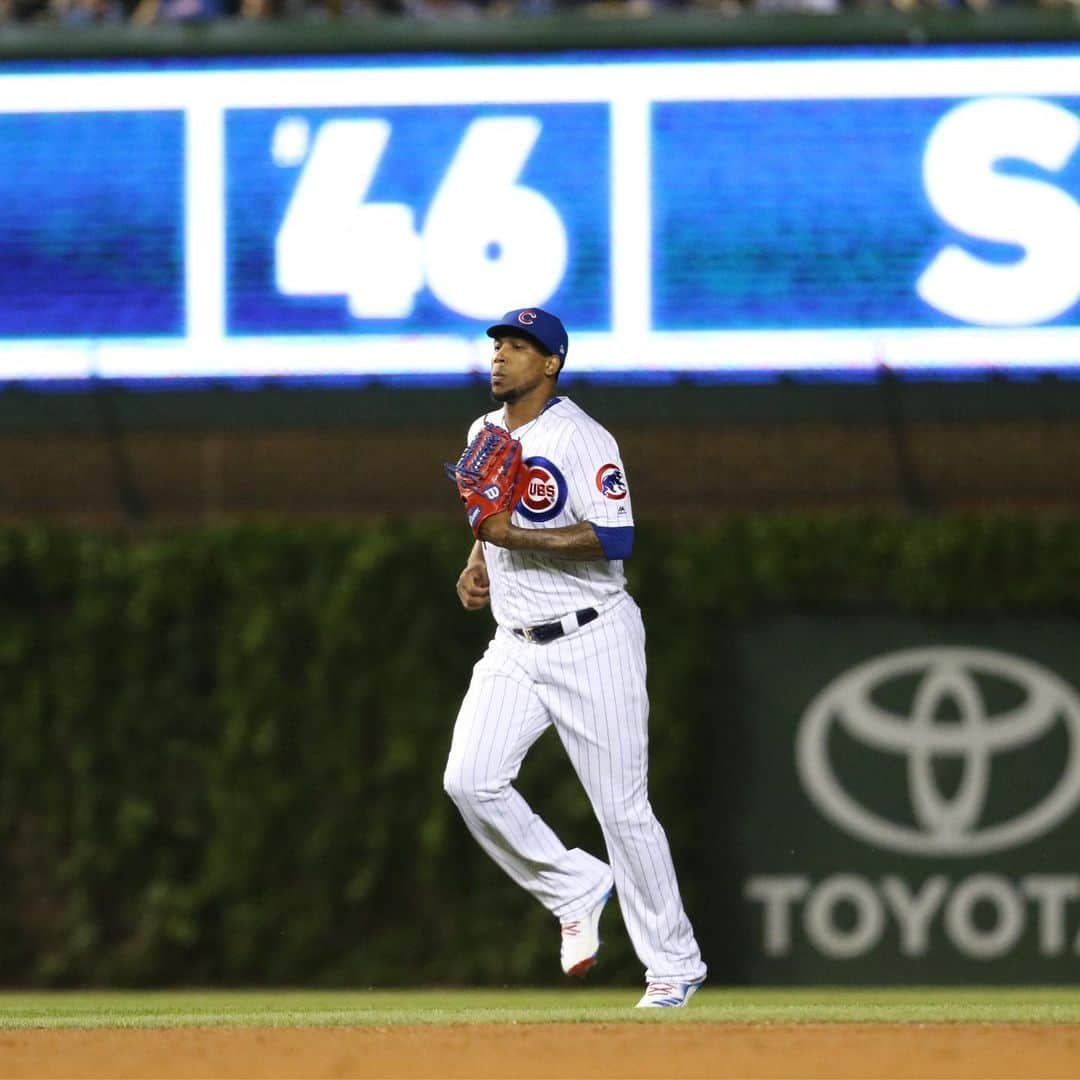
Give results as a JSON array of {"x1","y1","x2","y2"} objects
[
  {"x1": 518, "y1": 311, "x2": 537, "y2": 325},
  {"x1": 517, "y1": 456, "x2": 567, "y2": 523},
  {"x1": 595, "y1": 464, "x2": 627, "y2": 500},
  {"x1": 796, "y1": 647, "x2": 1080, "y2": 856}
]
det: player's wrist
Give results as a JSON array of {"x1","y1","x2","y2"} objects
[{"x1": 477, "y1": 512, "x2": 514, "y2": 546}]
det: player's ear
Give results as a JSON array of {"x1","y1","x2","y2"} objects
[{"x1": 544, "y1": 355, "x2": 561, "y2": 378}]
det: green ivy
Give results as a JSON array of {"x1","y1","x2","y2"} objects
[{"x1": 0, "y1": 514, "x2": 1076, "y2": 986}]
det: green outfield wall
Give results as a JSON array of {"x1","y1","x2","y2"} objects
[{"x1": 3, "y1": 515, "x2": 1080, "y2": 987}]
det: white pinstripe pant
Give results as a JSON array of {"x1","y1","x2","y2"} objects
[{"x1": 443, "y1": 594, "x2": 706, "y2": 984}]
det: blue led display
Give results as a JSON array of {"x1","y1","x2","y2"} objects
[
  {"x1": 0, "y1": 111, "x2": 185, "y2": 338},
  {"x1": 652, "y1": 97, "x2": 1080, "y2": 331},
  {"x1": 1, "y1": 49, "x2": 1078, "y2": 381}
]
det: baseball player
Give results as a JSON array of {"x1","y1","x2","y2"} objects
[{"x1": 443, "y1": 307, "x2": 706, "y2": 1008}]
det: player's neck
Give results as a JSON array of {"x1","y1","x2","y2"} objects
[{"x1": 504, "y1": 386, "x2": 558, "y2": 432}]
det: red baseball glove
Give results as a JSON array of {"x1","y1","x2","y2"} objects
[{"x1": 444, "y1": 422, "x2": 528, "y2": 538}]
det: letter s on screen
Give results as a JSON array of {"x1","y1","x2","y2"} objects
[{"x1": 917, "y1": 97, "x2": 1080, "y2": 327}]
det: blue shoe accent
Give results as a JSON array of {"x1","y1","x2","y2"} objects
[{"x1": 634, "y1": 980, "x2": 702, "y2": 1008}]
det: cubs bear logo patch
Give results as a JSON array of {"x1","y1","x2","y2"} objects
[
  {"x1": 517, "y1": 457, "x2": 568, "y2": 523},
  {"x1": 595, "y1": 463, "x2": 627, "y2": 500}
]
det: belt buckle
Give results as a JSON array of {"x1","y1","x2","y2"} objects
[{"x1": 520, "y1": 626, "x2": 537, "y2": 643}]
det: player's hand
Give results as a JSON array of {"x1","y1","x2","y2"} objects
[
  {"x1": 477, "y1": 511, "x2": 513, "y2": 547},
  {"x1": 456, "y1": 563, "x2": 490, "y2": 610}
]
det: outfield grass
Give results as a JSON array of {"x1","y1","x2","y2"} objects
[{"x1": 2, "y1": 988, "x2": 1080, "y2": 1030}]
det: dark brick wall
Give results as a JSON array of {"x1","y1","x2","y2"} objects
[{"x1": 2, "y1": 417, "x2": 1077, "y2": 525}]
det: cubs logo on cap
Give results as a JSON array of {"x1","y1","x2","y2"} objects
[
  {"x1": 486, "y1": 308, "x2": 569, "y2": 366},
  {"x1": 516, "y1": 456, "x2": 567, "y2": 523}
]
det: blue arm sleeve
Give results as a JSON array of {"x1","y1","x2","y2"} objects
[{"x1": 590, "y1": 524, "x2": 635, "y2": 560}]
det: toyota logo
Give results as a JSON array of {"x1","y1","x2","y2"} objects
[{"x1": 796, "y1": 647, "x2": 1080, "y2": 856}]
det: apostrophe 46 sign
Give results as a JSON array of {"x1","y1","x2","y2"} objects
[
  {"x1": 274, "y1": 116, "x2": 567, "y2": 321},
  {"x1": 226, "y1": 102, "x2": 611, "y2": 338}
]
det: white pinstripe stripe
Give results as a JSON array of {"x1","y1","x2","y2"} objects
[
  {"x1": 469, "y1": 399, "x2": 633, "y2": 629},
  {"x1": 447, "y1": 600, "x2": 705, "y2": 981},
  {"x1": 448, "y1": 400, "x2": 705, "y2": 984},
  {"x1": 444, "y1": 635, "x2": 612, "y2": 916}
]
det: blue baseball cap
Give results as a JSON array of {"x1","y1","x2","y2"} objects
[{"x1": 486, "y1": 308, "x2": 568, "y2": 367}]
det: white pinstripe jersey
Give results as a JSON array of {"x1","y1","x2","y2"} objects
[{"x1": 468, "y1": 396, "x2": 635, "y2": 629}]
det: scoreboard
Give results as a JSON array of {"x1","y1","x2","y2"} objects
[{"x1": 2, "y1": 46, "x2": 1080, "y2": 383}]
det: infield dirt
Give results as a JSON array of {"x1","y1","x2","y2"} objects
[{"x1": 2, "y1": 1022, "x2": 1080, "y2": 1079}]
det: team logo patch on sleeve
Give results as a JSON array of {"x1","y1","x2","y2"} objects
[
  {"x1": 517, "y1": 457, "x2": 568, "y2": 523},
  {"x1": 595, "y1": 463, "x2": 628, "y2": 500}
]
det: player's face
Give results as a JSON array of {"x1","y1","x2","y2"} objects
[{"x1": 490, "y1": 334, "x2": 558, "y2": 403}]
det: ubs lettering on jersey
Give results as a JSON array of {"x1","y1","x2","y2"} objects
[{"x1": 517, "y1": 456, "x2": 568, "y2": 523}]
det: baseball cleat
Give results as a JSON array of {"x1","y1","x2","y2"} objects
[
  {"x1": 634, "y1": 980, "x2": 703, "y2": 1008},
  {"x1": 560, "y1": 890, "x2": 611, "y2": 976}
]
